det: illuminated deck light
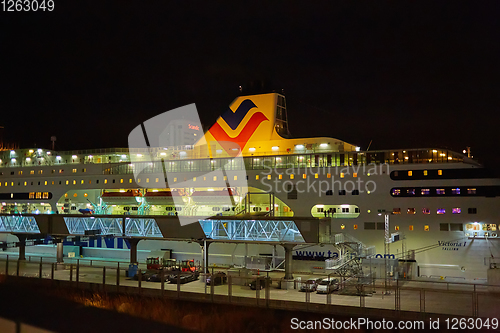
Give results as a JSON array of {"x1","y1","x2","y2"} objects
[
  {"x1": 248, "y1": 147, "x2": 256, "y2": 152},
  {"x1": 272, "y1": 146, "x2": 279, "y2": 150},
  {"x1": 295, "y1": 144, "x2": 304, "y2": 149}
]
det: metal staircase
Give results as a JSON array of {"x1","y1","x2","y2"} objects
[{"x1": 326, "y1": 233, "x2": 376, "y2": 295}]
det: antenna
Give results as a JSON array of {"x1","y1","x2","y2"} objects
[{"x1": 366, "y1": 139, "x2": 373, "y2": 151}]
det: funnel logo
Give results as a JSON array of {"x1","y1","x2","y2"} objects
[
  {"x1": 128, "y1": 103, "x2": 248, "y2": 226},
  {"x1": 208, "y1": 99, "x2": 269, "y2": 153}
]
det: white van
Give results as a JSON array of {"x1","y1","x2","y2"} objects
[{"x1": 316, "y1": 278, "x2": 339, "y2": 294}]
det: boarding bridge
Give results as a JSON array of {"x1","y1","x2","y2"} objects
[{"x1": 0, "y1": 213, "x2": 324, "y2": 281}]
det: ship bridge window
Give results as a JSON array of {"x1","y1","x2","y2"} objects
[{"x1": 452, "y1": 188, "x2": 461, "y2": 195}]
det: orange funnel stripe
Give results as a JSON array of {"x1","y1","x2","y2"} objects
[{"x1": 209, "y1": 112, "x2": 269, "y2": 150}]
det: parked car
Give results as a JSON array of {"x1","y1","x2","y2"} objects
[
  {"x1": 249, "y1": 276, "x2": 272, "y2": 290},
  {"x1": 299, "y1": 278, "x2": 322, "y2": 292},
  {"x1": 316, "y1": 278, "x2": 339, "y2": 294},
  {"x1": 206, "y1": 271, "x2": 227, "y2": 285},
  {"x1": 168, "y1": 271, "x2": 200, "y2": 284}
]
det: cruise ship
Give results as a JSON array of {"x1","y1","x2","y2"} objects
[{"x1": 0, "y1": 92, "x2": 498, "y2": 282}]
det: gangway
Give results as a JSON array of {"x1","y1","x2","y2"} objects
[{"x1": 326, "y1": 233, "x2": 376, "y2": 291}]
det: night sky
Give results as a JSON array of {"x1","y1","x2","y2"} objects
[{"x1": 1, "y1": 2, "x2": 500, "y2": 169}]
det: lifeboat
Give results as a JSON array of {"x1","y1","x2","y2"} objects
[
  {"x1": 144, "y1": 190, "x2": 184, "y2": 205},
  {"x1": 190, "y1": 188, "x2": 239, "y2": 204},
  {"x1": 101, "y1": 189, "x2": 143, "y2": 205}
]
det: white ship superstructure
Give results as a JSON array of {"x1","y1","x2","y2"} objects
[{"x1": 0, "y1": 92, "x2": 498, "y2": 281}]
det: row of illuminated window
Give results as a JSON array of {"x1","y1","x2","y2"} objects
[
  {"x1": 0, "y1": 178, "x2": 135, "y2": 187},
  {"x1": 0, "y1": 173, "x2": 364, "y2": 187},
  {"x1": 338, "y1": 222, "x2": 482, "y2": 232},
  {"x1": 2, "y1": 168, "x2": 87, "y2": 176},
  {"x1": 391, "y1": 207, "x2": 477, "y2": 215},
  {"x1": 317, "y1": 207, "x2": 360, "y2": 213},
  {"x1": 392, "y1": 188, "x2": 476, "y2": 196},
  {"x1": 28, "y1": 192, "x2": 50, "y2": 199},
  {"x1": 398, "y1": 170, "x2": 443, "y2": 177},
  {"x1": 255, "y1": 173, "x2": 358, "y2": 180}
]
